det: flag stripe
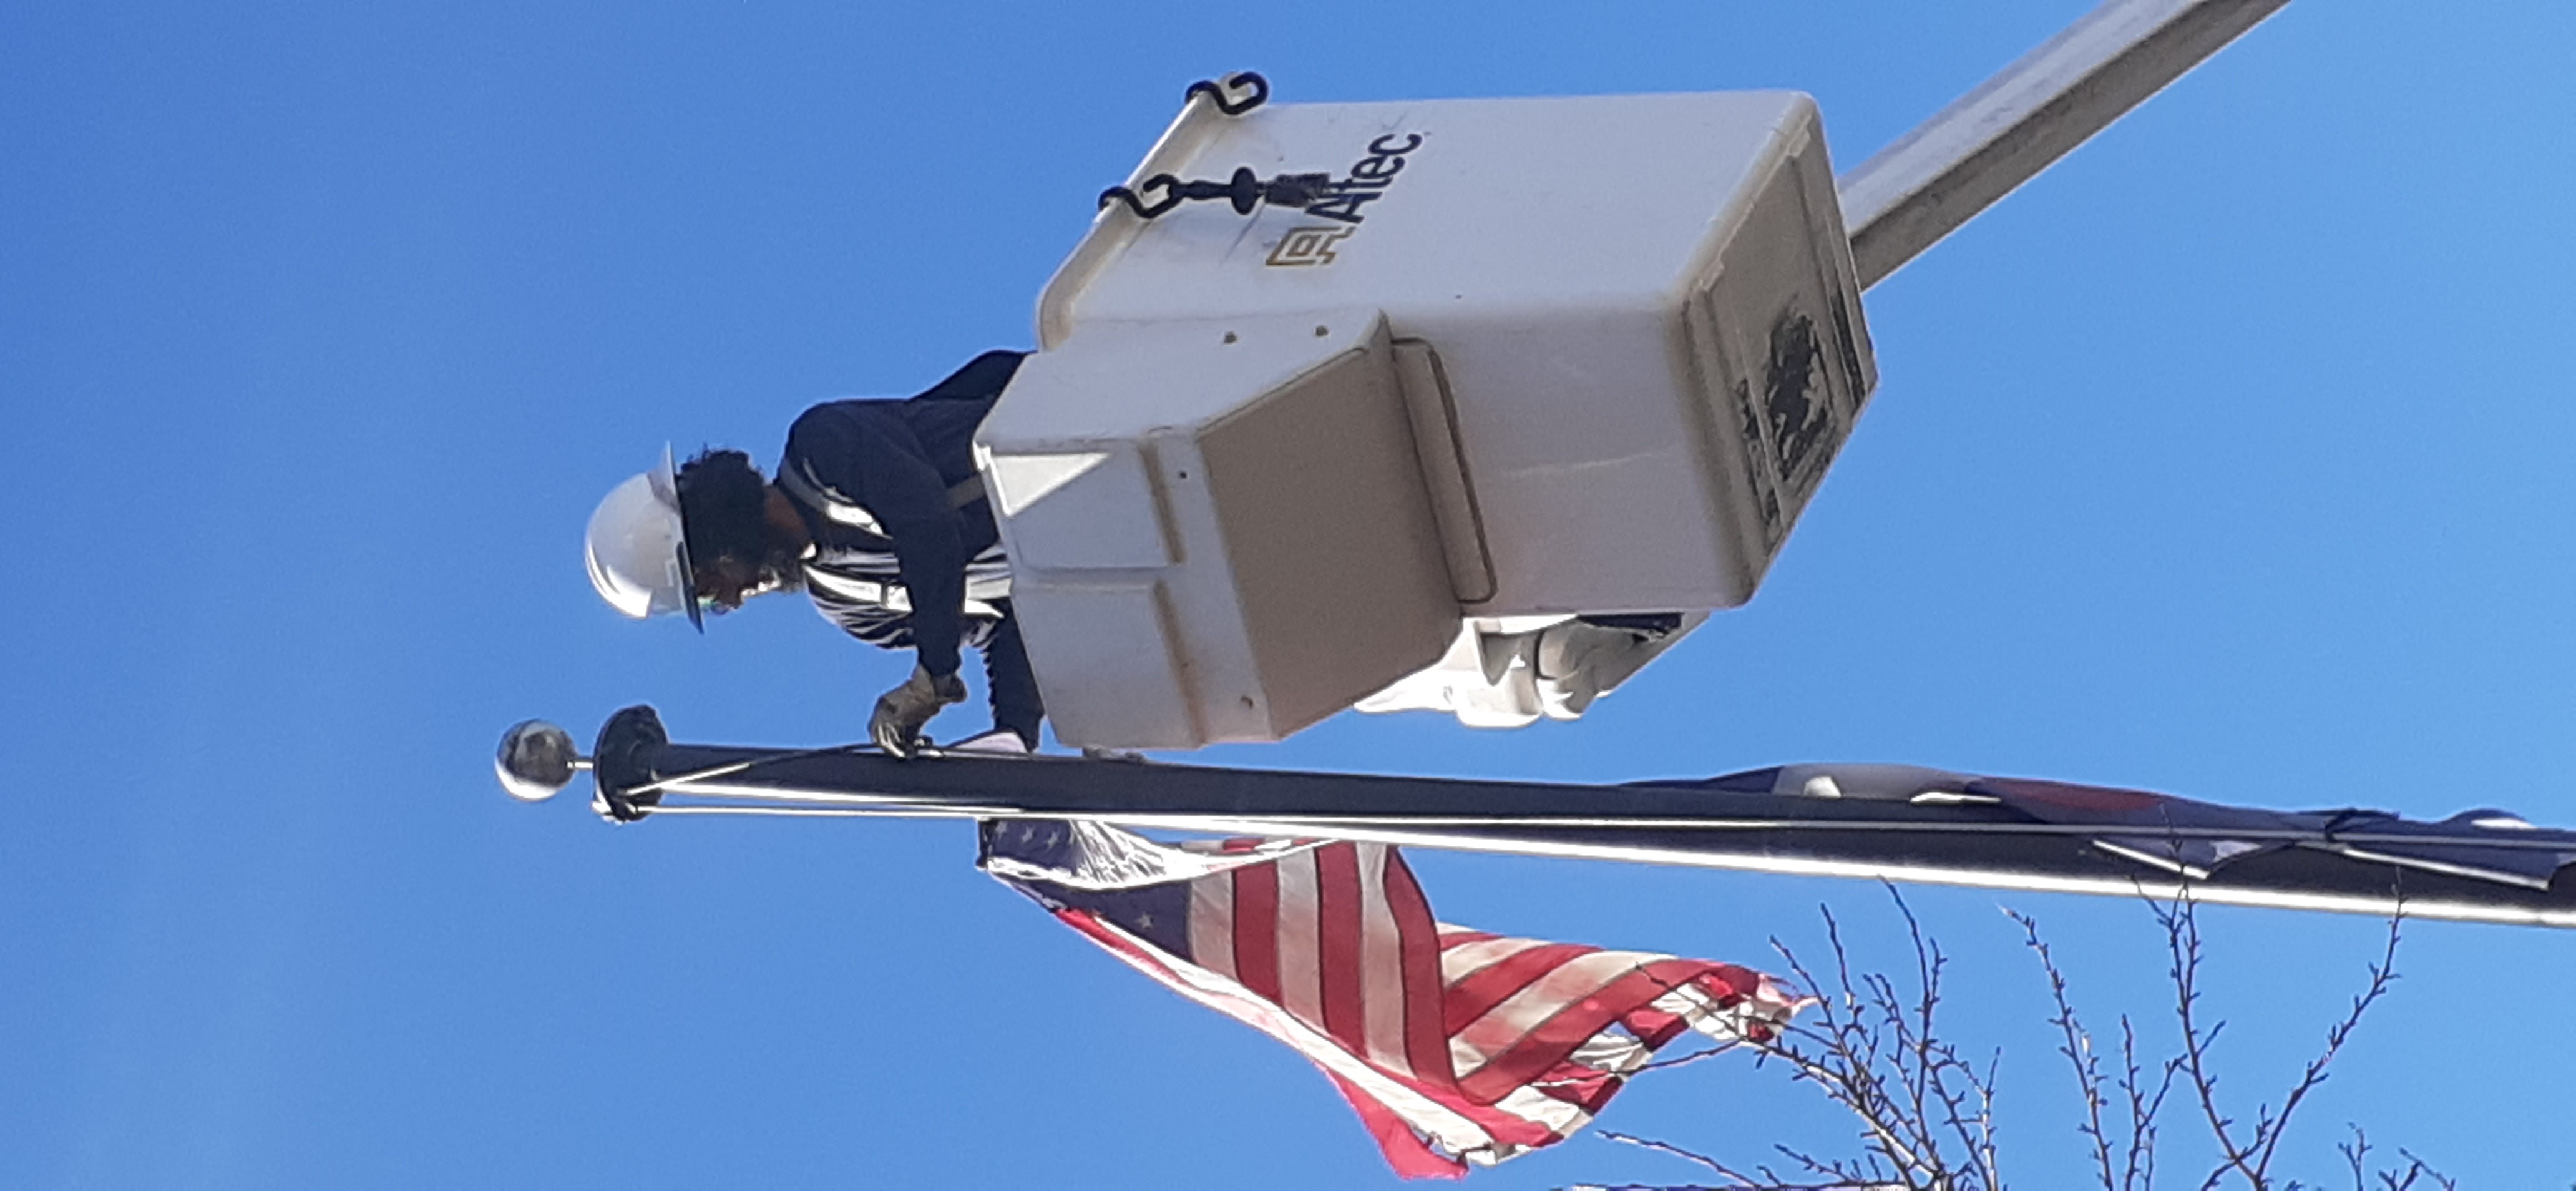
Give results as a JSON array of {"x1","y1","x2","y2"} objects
[
  {"x1": 1459, "y1": 961, "x2": 1759, "y2": 1104},
  {"x1": 1356, "y1": 846, "x2": 1413, "y2": 1076},
  {"x1": 1276, "y1": 850, "x2": 1325, "y2": 1029},
  {"x1": 1323, "y1": 1070, "x2": 1469, "y2": 1180},
  {"x1": 1314, "y1": 843, "x2": 1369, "y2": 1056},
  {"x1": 1435, "y1": 934, "x2": 1553, "y2": 995},
  {"x1": 1383, "y1": 850, "x2": 1454, "y2": 1091},
  {"x1": 1443, "y1": 941, "x2": 1595, "y2": 1036},
  {"x1": 1623, "y1": 1006, "x2": 1686, "y2": 1049},
  {"x1": 1450, "y1": 949, "x2": 1662, "y2": 1086},
  {"x1": 1189, "y1": 865, "x2": 1237, "y2": 983},
  {"x1": 1232, "y1": 859, "x2": 1281, "y2": 1002}
]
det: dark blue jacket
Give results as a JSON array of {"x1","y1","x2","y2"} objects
[{"x1": 778, "y1": 350, "x2": 1025, "y2": 677}]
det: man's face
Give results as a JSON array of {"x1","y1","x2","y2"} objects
[{"x1": 692, "y1": 552, "x2": 796, "y2": 615}]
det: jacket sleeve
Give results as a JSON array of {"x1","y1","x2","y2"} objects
[
  {"x1": 916, "y1": 350, "x2": 1028, "y2": 403},
  {"x1": 788, "y1": 406, "x2": 973, "y2": 678}
]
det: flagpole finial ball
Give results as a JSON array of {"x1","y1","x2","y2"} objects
[{"x1": 496, "y1": 720, "x2": 579, "y2": 802}]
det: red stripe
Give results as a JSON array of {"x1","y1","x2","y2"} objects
[
  {"x1": 1457, "y1": 960, "x2": 1760, "y2": 1104},
  {"x1": 1526, "y1": 1061, "x2": 1620, "y2": 1114},
  {"x1": 1315, "y1": 844, "x2": 1368, "y2": 1054},
  {"x1": 1624, "y1": 1006, "x2": 1687, "y2": 1050},
  {"x1": 1232, "y1": 860, "x2": 1281, "y2": 1004},
  {"x1": 1442, "y1": 941, "x2": 1593, "y2": 1030},
  {"x1": 1380, "y1": 849, "x2": 1453, "y2": 1090},
  {"x1": 1323, "y1": 1071, "x2": 1468, "y2": 1180}
]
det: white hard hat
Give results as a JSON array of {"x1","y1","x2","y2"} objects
[{"x1": 584, "y1": 447, "x2": 703, "y2": 630}]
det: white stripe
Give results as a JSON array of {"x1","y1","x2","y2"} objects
[
  {"x1": 804, "y1": 567, "x2": 910, "y2": 612},
  {"x1": 1355, "y1": 845, "x2": 1412, "y2": 1077},
  {"x1": 1079, "y1": 917, "x2": 1502, "y2": 1163},
  {"x1": 1648, "y1": 984, "x2": 1760, "y2": 1045},
  {"x1": 1275, "y1": 850, "x2": 1325, "y2": 1030},
  {"x1": 1485, "y1": 1081, "x2": 1590, "y2": 1139},
  {"x1": 1647, "y1": 984, "x2": 1721, "y2": 1028},
  {"x1": 1437, "y1": 934, "x2": 1548, "y2": 988},
  {"x1": 1190, "y1": 870, "x2": 1237, "y2": 983},
  {"x1": 1450, "y1": 950, "x2": 1664, "y2": 1079},
  {"x1": 1561, "y1": 1022, "x2": 1651, "y2": 1076}
]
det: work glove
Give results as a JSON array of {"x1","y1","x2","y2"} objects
[{"x1": 870, "y1": 664, "x2": 969, "y2": 758}]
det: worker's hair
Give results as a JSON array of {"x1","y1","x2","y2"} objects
[{"x1": 676, "y1": 448, "x2": 769, "y2": 566}]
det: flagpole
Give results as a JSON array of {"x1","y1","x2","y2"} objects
[{"x1": 498, "y1": 706, "x2": 2576, "y2": 929}]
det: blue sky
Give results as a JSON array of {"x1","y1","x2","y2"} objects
[{"x1": 7, "y1": 1, "x2": 2575, "y2": 1186}]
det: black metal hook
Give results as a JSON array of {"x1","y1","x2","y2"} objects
[
  {"x1": 1099, "y1": 167, "x2": 1337, "y2": 222},
  {"x1": 1184, "y1": 71, "x2": 1269, "y2": 115},
  {"x1": 1099, "y1": 174, "x2": 1184, "y2": 219},
  {"x1": 1095, "y1": 72, "x2": 1303, "y2": 222}
]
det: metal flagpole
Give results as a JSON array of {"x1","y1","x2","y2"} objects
[{"x1": 498, "y1": 707, "x2": 2576, "y2": 930}]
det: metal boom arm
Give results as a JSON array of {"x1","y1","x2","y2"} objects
[{"x1": 1840, "y1": 0, "x2": 2291, "y2": 289}]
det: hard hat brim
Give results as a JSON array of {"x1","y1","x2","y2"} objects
[{"x1": 657, "y1": 445, "x2": 705, "y2": 634}]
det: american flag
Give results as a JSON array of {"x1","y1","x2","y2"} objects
[{"x1": 979, "y1": 819, "x2": 1802, "y2": 1177}]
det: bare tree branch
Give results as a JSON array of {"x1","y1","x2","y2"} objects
[
  {"x1": 2160, "y1": 887, "x2": 2406, "y2": 1190},
  {"x1": 2159, "y1": 885, "x2": 2256, "y2": 1191},
  {"x1": 2333, "y1": 1125, "x2": 2457, "y2": 1191},
  {"x1": 1704, "y1": 886, "x2": 2006, "y2": 1190},
  {"x1": 2117, "y1": 1014, "x2": 2176, "y2": 1191},
  {"x1": 1592, "y1": 1129, "x2": 1901, "y2": 1190},
  {"x1": 2252, "y1": 908, "x2": 2403, "y2": 1181},
  {"x1": 2015, "y1": 909, "x2": 2115, "y2": 1190},
  {"x1": 1593, "y1": 885, "x2": 2432, "y2": 1191}
]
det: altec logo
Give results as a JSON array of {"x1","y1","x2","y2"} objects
[
  {"x1": 1265, "y1": 132, "x2": 1422, "y2": 268},
  {"x1": 1266, "y1": 226, "x2": 1355, "y2": 267}
]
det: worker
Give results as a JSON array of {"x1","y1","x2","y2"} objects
[{"x1": 582, "y1": 350, "x2": 1041, "y2": 758}]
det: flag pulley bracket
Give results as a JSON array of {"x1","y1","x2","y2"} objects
[{"x1": 590, "y1": 705, "x2": 670, "y2": 823}]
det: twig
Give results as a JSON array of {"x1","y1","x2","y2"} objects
[
  {"x1": 2014, "y1": 908, "x2": 2117, "y2": 1189},
  {"x1": 1592, "y1": 1130, "x2": 1880, "y2": 1189},
  {"x1": 2334, "y1": 1125, "x2": 2457, "y2": 1191},
  {"x1": 2117, "y1": 1014, "x2": 2176, "y2": 1191},
  {"x1": 2013, "y1": 908, "x2": 2175, "y2": 1191},
  {"x1": 2164, "y1": 886, "x2": 2408, "y2": 1190},
  {"x1": 2251, "y1": 909, "x2": 2403, "y2": 1180}
]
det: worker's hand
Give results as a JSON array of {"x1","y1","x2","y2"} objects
[{"x1": 869, "y1": 664, "x2": 969, "y2": 758}]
